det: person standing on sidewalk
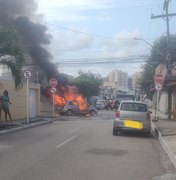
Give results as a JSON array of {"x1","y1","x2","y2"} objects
[{"x1": 2, "y1": 90, "x2": 12, "y2": 122}]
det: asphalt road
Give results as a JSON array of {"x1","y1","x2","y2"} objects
[{"x1": 0, "y1": 110, "x2": 175, "y2": 180}]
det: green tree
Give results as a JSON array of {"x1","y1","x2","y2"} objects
[
  {"x1": 138, "y1": 59, "x2": 156, "y2": 99},
  {"x1": 70, "y1": 71, "x2": 102, "y2": 98},
  {"x1": 138, "y1": 35, "x2": 176, "y2": 98},
  {"x1": 0, "y1": 26, "x2": 25, "y2": 88},
  {"x1": 150, "y1": 34, "x2": 176, "y2": 65}
]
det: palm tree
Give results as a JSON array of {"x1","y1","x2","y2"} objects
[{"x1": 0, "y1": 26, "x2": 25, "y2": 88}]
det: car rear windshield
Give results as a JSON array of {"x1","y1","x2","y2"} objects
[{"x1": 120, "y1": 103, "x2": 147, "y2": 112}]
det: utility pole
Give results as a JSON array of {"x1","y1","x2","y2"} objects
[{"x1": 151, "y1": 0, "x2": 176, "y2": 120}]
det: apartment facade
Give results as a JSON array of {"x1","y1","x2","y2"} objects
[
  {"x1": 103, "y1": 69, "x2": 128, "y2": 92},
  {"x1": 154, "y1": 64, "x2": 176, "y2": 119}
]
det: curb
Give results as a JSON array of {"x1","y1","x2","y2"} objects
[
  {"x1": 152, "y1": 121, "x2": 176, "y2": 169},
  {"x1": 0, "y1": 120, "x2": 53, "y2": 135}
]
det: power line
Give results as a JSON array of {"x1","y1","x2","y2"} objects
[
  {"x1": 25, "y1": 54, "x2": 149, "y2": 63},
  {"x1": 26, "y1": 56, "x2": 148, "y2": 67},
  {"x1": 51, "y1": 55, "x2": 148, "y2": 61},
  {"x1": 33, "y1": 17, "x2": 150, "y2": 41},
  {"x1": 47, "y1": 23, "x2": 131, "y2": 40},
  {"x1": 48, "y1": 46, "x2": 148, "y2": 53}
]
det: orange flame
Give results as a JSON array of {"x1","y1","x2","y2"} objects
[{"x1": 53, "y1": 86, "x2": 87, "y2": 110}]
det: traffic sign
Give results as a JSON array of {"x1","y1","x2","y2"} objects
[
  {"x1": 49, "y1": 78, "x2": 58, "y2": 87},
  {"x1": 24, "y1": 70, "x2": 32, "y2": 79},
  {"x1": 155, "y1": 83, "x2": 162, "y2": 91},
  {"x1": 51, "y1": 87, "x2": 56, "y2": 93},
  {"x1": 155, "y1": 73, "x2": 164, "y2": 84}
]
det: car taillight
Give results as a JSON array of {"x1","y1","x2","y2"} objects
[{"x1": 115, "y1": 111, "x2": 120, "y2": 118}]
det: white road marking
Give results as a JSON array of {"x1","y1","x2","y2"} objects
[{"x1": 56, "y1": 135, "x2": 78, "y2": 149}]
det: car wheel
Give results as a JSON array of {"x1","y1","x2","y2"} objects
[
  {"x1": 66, "y1": 110, "x2": 73, "y2": 116},
  {"x1": 90, "y1": 110, "x2": 97, "y2": 116}
]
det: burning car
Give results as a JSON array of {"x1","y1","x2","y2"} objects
[
  {"x1": 50, "y1": 86, "x2": 97, "y2": 116},
  {"x1": 59, "y1": 100, "x2": 97, "y2": 116}
]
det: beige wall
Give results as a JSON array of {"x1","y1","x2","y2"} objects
[
  {"x1": 104, "y1": 69, "x2": 128, "y2": 90},
  {"x1": 131, "y1": 72, "x2": 141, "y2": 89},
  {"x1": 40, "y1": 95, "x2": 53, "y2": 116},
  {"x1": 0, "y1": 79, "x2": 40, "y2": 121},
  {"x1": 155, "y1": 64, "x2": 176, "y2": 119},
  {"x1": 155, "y1": 63, "x2": 176, "y2": 76},
  {"x1": 103, "y1": 81, "x2": 116, "y2": 89},
  {"x1": 155, "y1": 64, "x2": 167, "y2": 76}
]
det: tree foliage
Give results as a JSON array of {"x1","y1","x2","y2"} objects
[
  {"x1": 150, "y1": 34, "x2": 176, "y2": 64},
  {"x1": 138, "y1": 59, "x2": 156, "y2": 99},
  {"x1": 0, "y1": 26, "x2": 25, "y2": 88},
  {"x1": 69, "y1": 71, "x2": 102, "y2": 98},
  {"x1": 138, "y1": 35, "x2": 176, "y2": 98}
]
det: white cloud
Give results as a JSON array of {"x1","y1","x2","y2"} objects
[
  {"x1": 47, "y1": 28, "x2": 149, "y2": 77},
  {"x1": 100, "y1": 29, "x2": 149, "y2": 58},
  {"x1": 36, "y1": 0, "x2": 153, "y2": 77},
  {"x1": 38, "y1": 0, "x2": 113, "y2": 10},
  {"x1": 47, "y1": 14, "x2": 89, "y2": 22},
  {"x1": 37, "y1": 0, "x2": 115, "y2": 22},
  {"x1": 49, "y1": 27, "x2": 94, "y2": 54},
  {"x1": 58, "y1": 62, "x2": 142, "y2": 78}
]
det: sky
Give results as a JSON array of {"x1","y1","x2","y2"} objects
[{"x1": 36, "y1": 0, "x2": 176, "y2": 77}]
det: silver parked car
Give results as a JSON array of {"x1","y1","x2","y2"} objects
[
  {"x1": 59, "y1": 100, "x2": 97, "y2": 116},
  {"x1": 96, "y1": 100, "x2": 106, "y2": 109},
  {"x1": 113, "y1": 101, "x2": 151, "y2": 136}
]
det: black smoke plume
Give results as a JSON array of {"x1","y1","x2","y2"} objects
[
  {"x1": 15, "y1": 16, "x2": 58, "y2": 78},
  {"x1": 0, "y1": 0, "x2": 67, "y2": 89}
]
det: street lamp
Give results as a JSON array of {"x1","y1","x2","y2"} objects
[
  {"x1": 134, "y1": 37, "x2": 167, "y2": 61},
  {"x1": 134, "y1": 37, "x2": 172, "y2": 120},
  {"x1": 134, "y1": 37, "x2": 153, "y2": 48}
]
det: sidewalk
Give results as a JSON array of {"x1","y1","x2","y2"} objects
[
  {"x1": 0, "y1": 116, "x2": 53, "y2": 135},
  {"x1": 152, "y1": 118, "x2": 176, "y2": 169}
]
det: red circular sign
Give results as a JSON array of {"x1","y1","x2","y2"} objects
[
  {"x1": 49, "y1": 78, "x2": 58, "y2": 87},
  {"x1": 155, "y1": 74, "x2": 164, "y2": 84}
]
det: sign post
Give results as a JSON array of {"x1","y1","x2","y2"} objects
[
  {"x1": 155, "y1": 83, "x2": 162, "y2": 121},
  {"x1": 49, "y1": 78, "x2": 58, "y2": 117},
  {"x1": 24, "y1": 70, "x2": 32, "y2": 124},
  {"x1": 154, "y1": 74, "x2": 164, "y2": 121},
  {"x1": 51, "y1": 88, "x2": 56, "y2": 117}
]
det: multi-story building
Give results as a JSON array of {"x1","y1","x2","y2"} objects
[
  {"x1": 130, "y1": 72, "x2": 142, "y2": 90},
  {"x1": 103, "y1": 69, "x2": 128, "y2": 96}
]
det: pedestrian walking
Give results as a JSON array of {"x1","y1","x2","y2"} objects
[{"x1": 2, "y1": 90, "x2": 12, "y2": 122}]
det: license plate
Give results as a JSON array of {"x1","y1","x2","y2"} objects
[{"x1": 124, "y1": 120, "x2": 143, "y2": 129}]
